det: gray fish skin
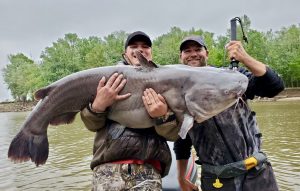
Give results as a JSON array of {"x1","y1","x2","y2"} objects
[{"x1": 8, "y1": 64, "x2": 248, "y2": 166}]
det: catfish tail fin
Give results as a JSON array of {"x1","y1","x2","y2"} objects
[{"x1": 8, "y1": 129, "x2": 49, "y2": 166}]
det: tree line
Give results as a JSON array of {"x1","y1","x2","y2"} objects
[{"x1": 2, "y1": 15, "x2": 300, "y2": 101}]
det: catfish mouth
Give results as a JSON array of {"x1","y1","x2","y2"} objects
[
  {"x1": 225, "y1": 89, "x2": 244, "y2": 99},
  {"x1": 236, "y1": 89, "x2": 244, "y2": 98},
  {"x1": 226, "y1": 79, "x2": 248, "y2": 99}
]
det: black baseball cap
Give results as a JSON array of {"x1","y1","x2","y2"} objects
[
  {"x1": 180, "y1": 36, "x2": 207, "y2": 51},
  {"x1": 124, "y1": 31, "x2": 152, "y2": 49}
]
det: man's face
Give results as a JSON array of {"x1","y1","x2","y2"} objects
[
  {"x1": 180, "y1": 41, "x2": 208, "y2": 67},
  {"x1": 125, "y1": 41, "x2": 152, "y2": 66}
]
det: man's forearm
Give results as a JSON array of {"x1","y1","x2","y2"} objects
[
  {"x1": 155, "y1": 112, "x2": 179, "y2": 141},
  {"x1": 177, "y1": 159, "x2": 199, "y2": 191},
  {"x1": 177, "y1": 159, "x2": 189, "y2": 180},
  {"x1": 241, "y1": 54, "x2": 267, "y2": 77},
  {"x1": 80, "y1": 107, "x2": 107, "y2": 132}
]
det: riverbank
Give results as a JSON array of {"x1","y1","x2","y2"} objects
[
  {"x1": 252, "y1": 87, "x2": 300, "y2": 102},
  {"x1": 1, "y1": 88, "x2": 299, "y2": 112},
  {"x1": 0, "y1": 101, "x2": 38, "y2": 112}
]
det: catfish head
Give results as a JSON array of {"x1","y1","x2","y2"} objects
[{"x1": 184, "y1": 66, "x2": 249, "y2": 123}]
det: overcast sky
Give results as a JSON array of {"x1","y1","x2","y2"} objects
[{"x1": 0, "y1": 0, "x2": 299, "y2": 101}]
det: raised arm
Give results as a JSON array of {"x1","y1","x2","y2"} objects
[{"x1": 227, "y1": 41, "x2": 284, "y2": 99}]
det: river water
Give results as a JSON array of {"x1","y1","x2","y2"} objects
[{"x1": 0, "y1": 101, "x2": 299, "y2": 191}]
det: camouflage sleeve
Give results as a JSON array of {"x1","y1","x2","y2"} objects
[
  {"x1": 80, "y1": 105, "x2": 107, "y2": 132},
  {"x1": 154, "y1": 111, "x2": 180, "y2": 141}
]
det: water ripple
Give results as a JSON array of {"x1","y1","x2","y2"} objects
[{"x1": 1, "y1": 102, "x2": 300, "y2": 191}]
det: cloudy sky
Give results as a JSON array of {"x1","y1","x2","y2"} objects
[{"x1": 0, "y1": 0, "x2": 299, "y2": 101}]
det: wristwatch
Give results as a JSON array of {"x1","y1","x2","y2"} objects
[
  {"x1": 87, "y1": 102, "x2": 105, "y2": 115},
  {"x1": 155, "y1": 111, "x2": 176, "y2": 125}
]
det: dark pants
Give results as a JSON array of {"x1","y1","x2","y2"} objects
[{"x1": 200, "y1": 162, "x2": 279, "y2": 191}]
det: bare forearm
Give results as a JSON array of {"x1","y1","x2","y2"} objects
[
  {"x1": 177, "y1": 159, "x2": 198, "y2": 191},
  {"x1": 240, "y1": 54, "x2": 267, "y2": 77},
  {"x1": 177, "y1": 159, "x2": 189, "y2": 180}
]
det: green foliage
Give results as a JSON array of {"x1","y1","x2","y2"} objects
[
  {"x1": 40, "y1": 33, "x2": 84, "y2": 85},
  {"x1": 152, "y1": 27, "x2": 215, "y2": 65},
  {"x1": 3, "y1": 53, "x2": 41, "y2": 100},
  {"x1": 244, "y1": 29, "x2": 269, "y2": 63},
  {"x1": 266, "y1": 24, "x2": 300, "y2": 86},
  {"x1": 103, "y1": 31, "x2": 127, "y2": 65},
  {"x1": 152, "y1": 27, "x2": 186, "y2": 64},
  {"x1": 84, "y1": 31, "x2": 127, "y2": 68},
  {"x1": 77, "y1": 36, "x2": 105, "y2": 70},
  {"x1": 2, "y1": 16, "x2": 300, "y2": 100}
]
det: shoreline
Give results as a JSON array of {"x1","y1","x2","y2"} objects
[
  {"x1": 1, "y1": 88, "x2": 299, "y2": 113},
  {"x1": 1, "y1": 96, "x2": 300, "y2": 113},
  {"x1": 0, "y1": 101, "x2": 38, "y2": 113}
]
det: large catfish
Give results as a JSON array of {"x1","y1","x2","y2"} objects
[{"x1": 8, "y1": 51, "x2": 248, "y2": 166}]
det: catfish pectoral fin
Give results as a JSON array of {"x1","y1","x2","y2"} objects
[
  {"x1": 178, "y1": 113, "x2": 194, "y2": 139},
  {"x1": 8, "y1": 130, "x2": 49, "y2": 166},
  {"x1": 49, "y1": 112, "x2": 78, "y2": 126}
]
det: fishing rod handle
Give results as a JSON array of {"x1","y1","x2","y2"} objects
[
  {"x1": 230, "y1": 18, "x2": 237, "y2": 41},
  {"x1": 230, "y1": 18, "x2": 239, "y2": 70}
]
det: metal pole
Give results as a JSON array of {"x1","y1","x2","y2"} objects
[{"x1": 230, "y1": 18, "x2": 239, "y2": 70}]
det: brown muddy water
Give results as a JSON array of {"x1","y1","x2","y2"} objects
[{"x1": 0, "y1": 101, "x2": 299, "y2": 191}]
